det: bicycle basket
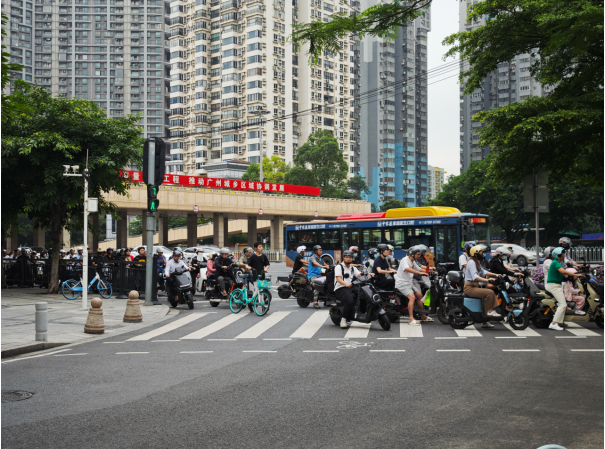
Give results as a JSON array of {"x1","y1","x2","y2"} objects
[{"x1": 257, "y1": 279, "x2": 271, "y2": 289}]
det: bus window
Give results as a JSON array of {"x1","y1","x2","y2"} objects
[
  {"x1": 392, "y1": 229, "x2": 405, "y2": 249},
  {"x1": 351, "y1": 230, "x2": 360, "y2": 248},
  {"x1": 447, "y1": 227, "x2": 458, "y2": 261},
  {"x1": 435, "y1": 228, "x2": 445, "y2": 263},
  {"x1": 342, "y1": 231, "x2": 351, "y2": 252},
  {"x1": 299, "y1": 231, "x2": 317, "y2": 247},
  {"x1": 320, "y1": 230, "x2": 339, "y2": 250},
  {"x1": 287, "y1": 231, "x2": 298, "y2": 251},
  {"x1": 406, "y1": 226, "x2": 432, "y2": 248},
  {"x1": 362, "y1": 229, "x2": 382, "y2": 248},
  {"x1": 383, "y1": 229, "x2": 393, "y2": 246}
]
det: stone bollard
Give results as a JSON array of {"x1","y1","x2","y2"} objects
[
  {"x1": 123, "y1": 290, "x2": 143, "y2": 323},
  {"x1": 35, "y1": 302, "x2": 48, "y2": 342},
  {"x1": 84, "y1": 298, "x2": 105, "y2": 334}
]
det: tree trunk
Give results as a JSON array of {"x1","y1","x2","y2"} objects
[{"x1": 47, "y1": 211, "x2": 63, "y2": 294}]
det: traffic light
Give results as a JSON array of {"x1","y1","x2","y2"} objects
[
  {"x1": 147, "y1": 185, "x2": 159, "y2": 213},
  {"x1": 143, "y1": 137, "x2": 167, "y2": 186}
]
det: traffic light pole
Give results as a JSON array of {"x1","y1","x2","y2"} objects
[{"x1": 145, "y1": 140, "x2": 156, "y2": 306}]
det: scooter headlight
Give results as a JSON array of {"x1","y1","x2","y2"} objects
[
  {"x1": 438, "y1": 279, "x2": 444, "y2": 288},
  {"x1": 504, "y1": 282, "x2": 510, "y2": 290}
]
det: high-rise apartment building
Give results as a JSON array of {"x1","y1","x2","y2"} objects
[
  {"x1": 2, "y1": 0, "x2": 171, "y2": 138},
  {"x1": 458, "y1": 1, "x2": 549, "y2": 172},
  {"x1": 355, "y1": 3, "x2": 430, "y2": 208},
  {"x1": 426, "y1": 164, "x2": 445, "y2": 199},
  {"x1": 167, "y1": 0, "x2": 358, "y2": 176}
]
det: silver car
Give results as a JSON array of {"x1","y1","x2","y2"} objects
[{"x1": 490, "y1": 243, "x2": 544, "y2": 266}]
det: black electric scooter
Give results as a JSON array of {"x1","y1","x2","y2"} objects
[{"x1": 167, "y1": 269, "x2": 195, "y2": 309}]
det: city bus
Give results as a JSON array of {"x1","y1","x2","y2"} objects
[{"x1": 284, "y1": 206, "x2": 490, "y2": 268}]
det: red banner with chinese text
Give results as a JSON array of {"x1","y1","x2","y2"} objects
[{"x1": 119, "y1": 170, "x2": 321, "y2": 196}]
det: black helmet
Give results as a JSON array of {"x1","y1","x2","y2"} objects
[
  {"x1": 377, "y1": 243, "x2": 389, "y2": 253},
  {"x1": 173, "y1": 249, "x2": 182, "y2": 257},
  {"x1": 463, "y1": 241, "x2": 476, "y2": 253},
  {"x1": 342, "y1": 250, "x2": 354, "y2": 258},
  {"x1": 107, "y1": 247, "x2": 114, "y2": 252},
  {"x1": 368, "y1": 248, "x2": 378, "y2": 257},
  {"x1": 313, "y1": 245, "x2": 322, "y2": 253}
]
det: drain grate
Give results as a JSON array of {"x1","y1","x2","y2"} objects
[{"x1": 2, "y1": 390, "x2": 35, "y2": 403}]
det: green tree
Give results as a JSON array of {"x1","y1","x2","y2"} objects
[
  {"x1": 443, "y1": 0, "x2": 603, "y2": 187},
  {"x1": 345, "y1": 176, "x2": 371, "y2": 200},
  {"x1": 290, "y1": 0, "x2": 431, "y2": 64},
  {"x1": 241, "y1": 156, "x2": 289, "y2": 183},
  {"x1": 380, "y1": 199, "x2": 406, "y2": 212},
  {"x1": 1, "y1": 81, "x2": 145, "y2": 293},
  {"x1": 428, "y1": 156, "x2": 603, "y2": 242},
  {"x1": 284, "y1": 130, "x2": 349, "y2": 198}
]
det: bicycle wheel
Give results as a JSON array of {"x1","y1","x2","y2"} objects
[
  {"x1": 62, "y1": 280, "x2": 81, "y2": 300},
  {"x1": 253, "y1": 291, "x2": 270, "y2": 316},
  {"x1": 97, "y1": 279, "x2": 113, "y2": 299},
  {"x1": 229, "y1": 289, "x2": 245, "y2": 314}
]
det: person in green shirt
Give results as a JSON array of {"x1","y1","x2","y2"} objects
[{"x1": 545, "y1": 247, "x2": 585, "y2": 331}]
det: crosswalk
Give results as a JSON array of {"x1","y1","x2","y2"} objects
[{"x1": 122, "y1": 310, "x2": 603, "y2": 342}]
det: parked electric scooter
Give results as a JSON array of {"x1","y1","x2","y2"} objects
[{"x1": 277, "y1": 272, "x2": 307, "y2": 299}]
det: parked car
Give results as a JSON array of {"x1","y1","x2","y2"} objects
[
  {"x1": 182, "y1": 245, "x2": 220, "y2": 263},
  {"x1": 490, "y1": 243, "x2": 544, "y2": 266}
]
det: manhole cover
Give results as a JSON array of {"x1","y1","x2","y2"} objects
[{"x1": 2, "y1": 390, "x2": 35, "y2": 403}]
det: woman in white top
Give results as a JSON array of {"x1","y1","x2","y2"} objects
[{"x1": 464, "y1": 245, "x2": 500, "y2": 329}]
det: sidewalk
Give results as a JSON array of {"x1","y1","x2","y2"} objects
[{"x1": 1, "y1": 288, "x2": 171, "y2": 357}]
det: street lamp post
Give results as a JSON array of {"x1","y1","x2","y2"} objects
[
  {"x1": 252, "y1": 108, "x2": 270, "y2": 183},
  {"x1": 63, "y1": 162, "x2": 92, "y2": 311}
]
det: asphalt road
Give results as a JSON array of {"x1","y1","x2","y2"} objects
[{"x1": 2, "y1": 263, "x2": 603, "y2": 449}]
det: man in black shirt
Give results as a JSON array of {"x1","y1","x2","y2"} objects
[
  {"x1": 372, "y1": 244, "x2": 397, "y2": 290},
  {"x1": 248, "y1": 241, "x2": 270, "y2": 280},
  {"x1": 292, "y1": 245, "x2": 308, "y2": 274}
]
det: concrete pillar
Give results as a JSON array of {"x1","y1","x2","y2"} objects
[
  {"x1": 247, "y1": 216, "x2": 257, "y2": 247},
  {"x1": 33, "y1": 226, "x2": 45, "y2": 248},
  {"x1": 223, "y1": 218, "x2": 229, "y2": 249},
  {"x1": 187, "y1": 213, "x2": 197, "y2": 247},
  {"x1": 158, "y1": 216, "x2": 169, "y2": 246},
  {"x1": 61, "y1": 228, "x2": 71, "y2": 249},
  {"x1": 213, "y1": 213, "x2": 225, "y2": 248},
  {"x1": 7, "y1": 226, "x2": 19, "y2": 251},
  {"x1": 271, "y1": 215, "x2": 284, "y2": 252},
  {"x1": 89, "y1": 213, "x2": 99, "y2": 252},
  {"x1": 116, "y1": 210, "x2": 128, "y2": 249}
]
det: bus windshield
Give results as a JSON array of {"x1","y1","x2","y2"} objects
[{"x1": 468, "y1": 223, "x2": 490, "y2": 245}]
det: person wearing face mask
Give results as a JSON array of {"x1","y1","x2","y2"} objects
[
  {"x1": 334, "y1": 250, "x2": 361, "y2": 329},
  {"x1": 348, "y1": 246, "x2": 363, "y2": 269},
  {"x1": 489, "y1": 247, "x2": 523, "y2": 279},
  {"x1": 364, "y1": 248, "x2": 378, "y2": 271}
]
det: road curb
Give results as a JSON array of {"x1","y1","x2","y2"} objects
[{"x1": 1, "y1": 304, "x2": 173, "y2": 360}]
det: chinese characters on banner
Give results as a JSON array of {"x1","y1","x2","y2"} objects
[{"x1": 119, "y1": 170, "x2": 321, "y2": 196}]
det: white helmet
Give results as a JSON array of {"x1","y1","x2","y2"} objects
[
  {"x1": 494, "y1": 247, "x2": 511, "y2": 257},
  {"x1": 77, "y1": 247, "x2": 83, "y2": 251},
  {"x1": 220, "y1": 247, "x2": 230, "y2": 255},
  {"x1": 297, "y1": 245, "x2": 306, "y2": 253}
]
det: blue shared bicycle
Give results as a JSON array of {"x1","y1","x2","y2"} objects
[{"x1": 61, "y1": 268, "x2": 112, "y2": 300}]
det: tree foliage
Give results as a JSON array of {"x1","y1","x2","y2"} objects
[
  {"x1": 380, "y1": 199, "x2": 407, "y2": 212},
  {"x1": 284, "y1": 130, "x2": 349, "y2": 198},
  {"x1": 290, "y1": 0, "x2": 431, "y2": 64},
  {"x1": 1, "y1": 81, "x2": 145, "y2": 292},
  {"x1": 428, "y1": 156, "x2": 603, "y2": 242},
  {"x1": 444, "y1": 0, "x2": 603, "y2": 186},
  {"x1": 241, "y1": 156, "x2": 288, "y2": 183}
]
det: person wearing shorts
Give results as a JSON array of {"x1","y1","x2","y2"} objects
[{"x1": 395, "y1": 246, "x2": 432, "y2": 325}]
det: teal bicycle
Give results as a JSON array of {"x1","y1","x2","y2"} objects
[
  {"x1": 229, "y1": 271, "x2": 271, "y2": 316},
  {"x1": 61, "y1": 268, "x2": 112, "y2": 300}
]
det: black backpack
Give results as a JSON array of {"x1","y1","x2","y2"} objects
[{"x1": 325, "y1": 265, "x2": 340, "y2": 294}]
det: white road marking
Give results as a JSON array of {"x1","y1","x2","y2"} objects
[
  {"x1": 555, "y1": 336, "x2": 586, "y2": 339},
  {"x1": 263, "y1": 338, "x2": 292, "y2": 341},
  {"x1": 436, "y1": 349, "x2": 470, "y2": 352},
  {"x1": 502, "y1": 349, "x2": 540, "y2": 352},
  {"x1": 207, "y1": 338, "x2": 237, "y2": 341},
  {"x1": 370, "y1": 350, "x2": 405, "y2": 352},
  {"x1": 303, "y1": 350, "x2": 339, "y2": 353},
  {"x1": 502, "y1": 323, "x2": 542, "y2": 337},
  {"x1": 570, "y1": 349, "x2": 604, "y2": 352},
  {"x1": 180, "y1": 351, "x2": 213, "y2": 354},
  {"x1": 400, "y1": 322, "x2": 423, "y2": 338},
  {"x1": 242, "y1": 350, "x2": 277, "y2": 353},
  {"x1": 181, "y1": 313, "x2": 247, "y2": 340},
  {"x1": 378, "y1": 337, "x2": 407, "y2": 340},
  {"x1": 54, "y1": 353, "x2": 87, "y2": 356},
  {"x1": 151, "y1": 340, "x2": 181, "y2": 342},
  {"x1": 116, "y1": 352, "x2": 149, "y2": 354},
  {"x1": 236, "y1": 311, "x2": 291, "y2": 339},
  {"x1": 454, "y1": 326, "x2": 482, "y2": 337},
  {"x1": 290, "y1": 312, "x2": 328, "y2": 339},
  {"x1": 495, "y1": 336, "x2": 526, "y2": 339},
  {"x1": 435, "y1": 337, "x2": 466, "y2": 340},
  {"x1": 103, "y1": 342, "x2": 125, "y2": 344},
  {"x1": 565, "y1": 327, "x2": 601, "y2": 337},
  {"x1": 319, "y1": 338, "x2": 349, "y2": 340},
  {"x1": 128, "y1": 313, "x2": 208, "y2": 341},
  {"x1": 345, "y1": 322, "x2": 371, "y2": 339}
]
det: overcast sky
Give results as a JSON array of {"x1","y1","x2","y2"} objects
[{"x1": 427, "y1": 0, "x2": 461, "y2": 179}]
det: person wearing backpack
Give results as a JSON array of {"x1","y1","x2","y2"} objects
[
  {"x1": 334, "y1": 250, "x2": 361, "y2": 329},
  {"x1": 307, "y1": 245, "x2": 329, "y2": 309}
]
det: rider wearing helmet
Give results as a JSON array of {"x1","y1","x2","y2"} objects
[
  {"x1": 489, "y1": 247, "x2": 523, "y2": 278},
  {"x1": 413, "y1": 245, "x2": 432, "y2": 290},
  {"x1": 165, "y1": 249, "x2": 191, "y2": 300},
  {"x1": 395, "y1": 246, "x2": 431, "y2": 325},
  {"x1": 558, "y1": 237, "x2": 580, "y2": 268},
  {"x1": 546, "y1": 247, "x2": 586, "y2": 330},
  {"x1": 463, "y1": 245, "x2": 501, "y2": 327},
  {"x1": 292, "y1": 246, "x2": 308, "y2": 274},
  {"x1": 459, "y1": 241, "x2": 476, "y2": 270},
  {"x1": 216, "y1": 247, "x2": 233, "y2": 297},
  {"x1": 307, "y1": 244, "x2": 329, "y2": 308},
  {"x1": 334, "y1": 249, "x2": 361, "y2": 329},
  {"x1": 542, "y1": 246, "x2": 556, "y2": 275},
  {"x1": 349, "y1": 246, "x2": 362, "y2": 268},
  {"x1": 190, "y1": 247, "x2": 205, "y2": 280},
  {"x1": 365, "y1": 248, "x2": 378, "y2": 270},
  {"x1": 372, "y1": 243, "x2": 397, "y2": 290}
]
